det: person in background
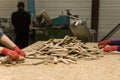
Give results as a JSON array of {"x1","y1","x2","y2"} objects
[
  {"x1": 11, "y1": 1, "x2": 31, "y2": 49},
  {"x1": 98, "y1": 40, "x2": 120, "y2": 52},
  {"x1": 0, "y1": 27, "x2": 26, "y2": 60}
]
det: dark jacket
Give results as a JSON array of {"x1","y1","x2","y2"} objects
[{"x1": 11, "y1": 9, "x2": 31, "y2": 32}]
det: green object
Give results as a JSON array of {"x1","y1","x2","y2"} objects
[{"x1": 34, "y1": 28, "x2": 73, "y2": 41}]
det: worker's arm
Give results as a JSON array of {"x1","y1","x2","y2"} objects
[
  {"x1": 98, "y1": 40, "x2": 120, "y2": 52},
  {"x1": 98, "y1": 40, "x2": 111, "y2": 48},
  {"x1": 0, "y1": 35, "x2": 26, "y2": 57},
  {"x1": 11, "y1": 12, "x2": 17, "y2": 27},
  {"x1": 98, "y1": 40, "x2": 120, "y2": 48},
  {"x1": 103, "y1": 45, "x2": 119, "y2": 52},
  {"x1": 0, "y1": 47, "x2": 19, "y2": 60},
  {"x1": 0, "y1": 35, "x2": 16, "y2": 49}
]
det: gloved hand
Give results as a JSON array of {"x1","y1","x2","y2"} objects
[
  {"x1": 103, "y1": 45, "x2": 118, "y2": 52},
  {"x1": 1, "y1": 48, "x2": 19, "y2": 60},
  {"x1": 98, "y1": 40, "x2": 111, "y2": 48},
  {"x1": 13, "y1": 46, "x2": 26, "y2": 57}
]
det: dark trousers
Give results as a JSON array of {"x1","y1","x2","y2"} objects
[{"x1": 15, "y1": 32, "x2": 29, "y2": 49}]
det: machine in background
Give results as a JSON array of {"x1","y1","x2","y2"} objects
[{"x1": 32, "y1": 9, "x2": 96, "y2": 42}]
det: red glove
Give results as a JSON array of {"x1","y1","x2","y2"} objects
[
  {"x1": 13, "y1": 46, "x2": 26, "y2": 57},
  {"x1": 1, "y1": 48, "x2": 19, "y2": 60},
  {"x1": 103, "y1": 45, "x2": 118, "y2": 52},
  {"x1": 98, "y1": 40, "x2": 111, "y2": 48}
]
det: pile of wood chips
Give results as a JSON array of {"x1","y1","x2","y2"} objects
[
  {"x1": 1, "y1": 35, "x2": 120, "y2": 66},
  {"x1": 24, "y1": 35, "x2": 104, "y2": 65}
]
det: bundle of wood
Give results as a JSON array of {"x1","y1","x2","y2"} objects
[{"x1": 25, "y1": 35, "x2": 103, "y2": 65}]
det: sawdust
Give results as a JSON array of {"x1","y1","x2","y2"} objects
[
  {"x1": 0, "y1": 41, "x2": 120, "y2": 80},
  {"x1": 0, "y1": 55, "x2": 120, "y2": 80}
]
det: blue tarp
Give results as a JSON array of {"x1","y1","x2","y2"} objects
[{"x1": 52, "y1": 16, "x2": 70, "y2": 27}]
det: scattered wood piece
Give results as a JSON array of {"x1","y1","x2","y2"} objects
[
  {"x1": 53, "y1": 57, "x2": 59, "y2": 64},
  {"x1": 32, "y1": 60, "x2": 45, "y2": 65},
  {"x1": 59, "y1": 58, "x2": 69, "y2": 65}
]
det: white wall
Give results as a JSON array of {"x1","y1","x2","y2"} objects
[
  {"x1": 35, "y1": 0, "x2": 92, "y2": 28},
  {"x1": 0, "y1": 0, "x2": 120, "y2": 40},
  {"x1": 0, "y1": 0, "x2": 18, "y2": 17},
  {"x1": 0, "y1": 0, "x2": 28, "y2": 18},
  {"x1": 98, "y1": 0, "x2": 120, "y2": 41},
  {"x1": 35, "y1": 0, "x2": 120, "y2": 41},
  {"x1": 0, "y1": 0, "x2": 28, "y2": 28}
]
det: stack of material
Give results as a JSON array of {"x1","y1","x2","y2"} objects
[{"x1": 24, "y1": 35, "x2": 103, "y2": 65}]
